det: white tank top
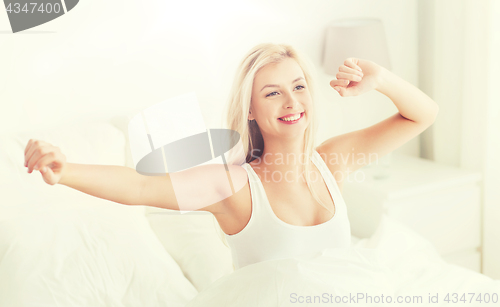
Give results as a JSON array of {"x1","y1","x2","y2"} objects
[{"x1": 224, "y1": 150, "x2": 352, "y2": 270}]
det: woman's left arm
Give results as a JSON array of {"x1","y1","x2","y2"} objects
[{"x1": 317, "y1": 58, "x2": 440, "y2": 178}]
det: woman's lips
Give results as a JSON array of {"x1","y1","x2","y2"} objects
[{"x1": 277, "y1": 112, "x2": 304, "y2": 124}]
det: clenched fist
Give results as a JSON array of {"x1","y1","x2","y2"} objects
[
  {"x1": 24, "y1": 139, "x2": 67, "y2": 185},
  {"x1": 329, "y1": 57, "x2": 385, "y2": 97}
]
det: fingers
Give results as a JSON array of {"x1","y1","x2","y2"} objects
[
  {"x1": 41, "y1": 166, "x2": 57, "y2": 185},
  {"x1": 330, "y1": 80, "x2": 356, "y2": 97},
  {"x1": 32, "y1": 152, "x2": 57, "y2": 173},
  {"x1": 25, "y1": 141, "x2": 55, "y2": 173},
  {"x1": 24, "y1": 139, "x2": 33, "y2": 156},
  {"x1": 344, "y1": 58, "x2": 362, "y2": 72},
  {"x1": 335, "y1": 59, "x2": 363, "y2": 82},
  {"x1": 332, "y1": 58, "x2": 364, "y2": 91},
  {"x1": 24, "y1": 139, "x2": 34, "y2": 166},
  {"x1": 330, "y1": 58, "x2": 368, "y2": 97},
  {"x1": 26, "y1": 147, "x2": 48, "y2": 173},
  {"x1": 331, "y1": 83, "x2": 353, "y2": 98},
  {"x1": 339, "y1": 64, "x2": 363, "y2": 76},
  {"x1": 336, "y1": 71, "x2": 363, "y2": 82},
  {"x1": 25, "y1": 139, "x2": 47, "y2": 168},
  {"x1": 330, "y1": 79, "x2": 350, "y2": 88}
]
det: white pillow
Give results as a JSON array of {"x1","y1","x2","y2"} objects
[
  {"x1": 0, "y1": 121, "x2": 197, "y2": 305},
  {"x1": 0, "y1": 190, "x2": 198, "y2": 307},
  {"x1": 0, "y1": 120, "x2": 145, "y2": 214},
  {"x1": 145, "y1": 207, "x2": 234, "y2": 292},
  {"x1": 109, "y1": 115, "x2": 136, "y2": 169},
  {"x1": 1, "y1": 121, "x2": 126, "y2": 184}
]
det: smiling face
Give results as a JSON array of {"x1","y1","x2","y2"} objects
[{"x1": 249, "y1": 57, "x2": 312, "y2": 140}]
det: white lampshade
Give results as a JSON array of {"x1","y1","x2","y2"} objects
[{"x1": 323, "y1": 18, "x2": 392, "y2": 75}]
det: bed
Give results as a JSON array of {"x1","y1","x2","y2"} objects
[{"x1": 1, "y1": 118, "x2": 498, "y2": 306}]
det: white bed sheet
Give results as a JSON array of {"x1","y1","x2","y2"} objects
[
  {"x1": 0, "y1": 185, "x2": 198, "y2": 307},
  {"x1": 185, "y1": 214, "x2": 500, "y2": 307}
]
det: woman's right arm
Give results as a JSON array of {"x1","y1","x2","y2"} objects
[
  {"x1": 24, "y1": 139, "x2": 161, "y2": 207},
  {"x1": 23, "y1": 139, "x2": 246, "y2": 213},
  {"x1": 59, "y1": 163, "x2": 152, "y2": 207}
]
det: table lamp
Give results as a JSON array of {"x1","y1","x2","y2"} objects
[{"x1": 323, "y1": 18, "x2": 392, "y2": 74}]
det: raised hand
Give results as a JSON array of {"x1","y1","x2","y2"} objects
[
  {"x1": 24, "y1": 139, "x2": 67, "y2": 185},
  {"x1": 329, "y1": 58, "x2": 385, "y2": 97}
]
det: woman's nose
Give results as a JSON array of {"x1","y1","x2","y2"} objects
[{"x1": 284, "y1": 94, "x2": 300, "y2": 109}]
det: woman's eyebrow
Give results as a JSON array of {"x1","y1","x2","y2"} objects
[{"x1": 260, "y1": 76, "x2": 305, "y2": 92}]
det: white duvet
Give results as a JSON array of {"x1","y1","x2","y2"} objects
[
  {"x1": 2, "y1": 121, "x2": 499, "y2": 306},
  {"x1": 186, "y1": 215, "x2": 500, "y2": 307}
]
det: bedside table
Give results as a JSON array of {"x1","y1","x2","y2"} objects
[{"x1": 342, "y1": 153, "x2": 482, "y2": 273}]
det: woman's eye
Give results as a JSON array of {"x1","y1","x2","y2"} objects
[{"x1": 265, "y1": 85, "x2": 304, "y2": 97}]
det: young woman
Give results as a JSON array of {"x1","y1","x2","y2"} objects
[{"x1": 24, "y1": 43, "x2": 439, "y2": 271}]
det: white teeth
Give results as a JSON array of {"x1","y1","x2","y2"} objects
[{"x1": 280, "y1": 113, "x2": 301, "y2": 121}]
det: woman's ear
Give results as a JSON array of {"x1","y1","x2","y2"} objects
[{"x1": 248, "y1": 109, "x2": 254, "y2": 121}]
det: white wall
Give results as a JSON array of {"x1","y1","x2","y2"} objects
[
  {"x1": 0, "y1": 0, "x2": 420, "y2": 157},
  {"x1": 418, "y1": 0, "x2": 500, "y2": 279},
  {"x1": 482, "y1": 0, "x2": 500, "y2": 280}
]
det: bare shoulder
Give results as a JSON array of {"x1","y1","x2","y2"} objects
[
  {"x1": 315, "y1": 146, "x2": 345, "y2": 193},
  {"x1": 200, "y1": 164, "x2": 252, "y2": 235}
]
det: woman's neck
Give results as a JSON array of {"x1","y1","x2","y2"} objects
[{"x1": 251, "y1": 135, "x2": 308, "y2": 184}]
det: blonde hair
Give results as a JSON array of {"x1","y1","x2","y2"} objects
[{"x1": 215, "y1": 43, "x2": 334, "y2": 248}]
